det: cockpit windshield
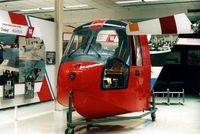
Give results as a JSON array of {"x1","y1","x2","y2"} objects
[
  {"x1": 62, "y1": 21, "x2": 130, "y2": 90},
  {"x1": 66, "y1": 29, "x2": 92, "y2": 57},
  {"x1": 64, "y1": 27, "x2": 130, "y2": 66}
]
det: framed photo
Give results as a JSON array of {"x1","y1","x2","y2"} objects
[
  {"x1": 46, "y1": 51, "x2": 56, "y2": 65},
  {"x1": 24, "y1": 81, "x2": 34, "y2": 99}
]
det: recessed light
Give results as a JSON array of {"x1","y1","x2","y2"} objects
[
  {"x1": 144, "y1": 0, "x2": 166, "y2": 2},
  {"x1": 41, "y1": 7, "x2": 54, "y2": 10},
  {"x1": 20, "y1": 8, "x2": 40, "y2": 12},
  {"x1": 116, "y1": 0, "x2": 141, "y2": 4},
  {"x1": 64, "y1": 5, "x2": 88, "y2": 9}
]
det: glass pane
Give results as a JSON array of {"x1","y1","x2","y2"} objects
[
  {"x1": 166, "y1": 51, "x2": 181, "y2": 64},
  {"x1": 67, "y1": 30, "x2": 91, "y2": 56},
  {"x1": 188, "y1": 49, "x2": 200, "y2": 66},
  {"x1": 90, "y1": 30, "x2": 118, "y2": 57},
  {"x1": 134, "y1": 36, "x2": 143, "y2": 66}
]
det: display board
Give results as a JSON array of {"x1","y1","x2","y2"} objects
[{"x1": 0, "y1": 10, "x2": 55, "y2": 109}]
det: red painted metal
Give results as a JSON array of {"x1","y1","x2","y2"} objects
[
  {"x1": 57, "y1": 62, "x2": 151, "y2": 119},
  {"x1": 57, "y1": 21, "x2": 151, "y2": 119},
  {"x1": 90, "y1": 19, "x2": 106, "y2": 29},
  {"x1": 159, "y1": 16, "x2": 177, "y2": 34},
  {"x1": 38, "y1": 76, "x2": 53, "y2": 101}
]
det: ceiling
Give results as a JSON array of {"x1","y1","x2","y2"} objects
[{"x1": 0, "y1": 0, "x2": 200, "y2": 24}]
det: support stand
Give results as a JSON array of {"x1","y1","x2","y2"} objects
[
  {"x1": 65, "y1": 91, "x2": 74, "y2": 134},
  {"x1": 65, "y1": 91, "x2": 157, "y2": 134}
]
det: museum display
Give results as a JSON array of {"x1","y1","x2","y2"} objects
[
  {"x1": 0, "y1": 10, "x2": 55, "y2": 109},
  {"x1": 0, "y1": 34, "x2": 46, "y2": 101},
  {"x1": 56, "y1": 13, "x2": 198, "y2": 134}
]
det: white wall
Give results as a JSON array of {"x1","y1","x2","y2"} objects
[{"x1": 29, "y1": 17, "x2": 56, "y2": 94}]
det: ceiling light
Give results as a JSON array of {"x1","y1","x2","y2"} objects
[
  {"x1": 64, "y1": 5, "x2": 88, "y2": 9},
  {"x1": 20, "y1": 8, "x2": 40, "y2": 12},
  {"x1": 116, "y1": 0, "x2": 141, "y2": 4},
  {"x1": 144, "y1": 0, "x2": 166, "y2": 2},
  {"x1": 41, "y1": 7, "x2": 54, "y2": 10}
]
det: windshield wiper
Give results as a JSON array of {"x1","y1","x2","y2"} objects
[{"x1": 90, "y1": 44, "x2": 101, "y2": 58}]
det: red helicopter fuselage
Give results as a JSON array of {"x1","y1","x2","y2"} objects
[{"x1": 57, "y1": 20, "x2": 151, "y2": 119}]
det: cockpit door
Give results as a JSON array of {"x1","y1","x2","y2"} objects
[
  {"x1": 130, "y1": 35, "x2": 151, "y2": 107},
  {"x1": 102, "y1": 30, "x2": 130, "y2": 89}
]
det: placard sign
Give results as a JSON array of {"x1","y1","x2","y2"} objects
[
  {"x1": 0, "y1": 22, "x2": 34, "y2": 37},
  {"x1": 24, "y1": 81, "x2": 34, "y2": 99},
  {"x1": 3, "y1": 79, "x2": 15, "y2": 99}
]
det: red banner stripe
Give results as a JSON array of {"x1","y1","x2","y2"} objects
[
  {"x1": 37, "y1": 76, "x2": 53, "y2": 101},
  {"x1": 159, "y1": 16, "x2": 177, "y2": 34},
  {"x1": 8, "y1": 12, "x2": 28, "y2": 26}
]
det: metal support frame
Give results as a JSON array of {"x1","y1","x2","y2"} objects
[
  {"x1": 154, "y1": 88, "x2": 185, "y2": 105},
  {"x1": 154, "y1": 88, "x2": 170, "y2": 105},
  {"x1": 66, "y1": 91, "x2": 74, "y2": 134},
  {"x1": 65, "y1": 91, "x2": 157, "y2": 134},
  {"x1": 169, "y1": 89, "x2": 185, "y2": 105}
]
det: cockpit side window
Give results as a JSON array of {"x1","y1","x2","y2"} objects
[
  {"x1": 133, "y1": 36, "x2": 143, "y2": 66},
  {"x1": 130, "y1": 36, "x2": 136, "y2": 66},
  {"x1": 102, "y1": 29, "x2": 130, "y2": 89}
]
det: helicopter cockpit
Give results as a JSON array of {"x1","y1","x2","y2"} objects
[{"x1": 63, "y1": 20, "x2": 130, "y2": 89}]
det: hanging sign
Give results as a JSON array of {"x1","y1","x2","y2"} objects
[{"x1": 0, "y1": 22, "x2": 34, "y2": 37}]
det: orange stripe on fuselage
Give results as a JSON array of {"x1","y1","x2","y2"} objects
[{"x1": 129, "y1": 23, "x2": 139, "y2": 32}]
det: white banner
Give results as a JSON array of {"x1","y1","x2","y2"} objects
[{"x1": 0, "y1": 22, "x2": 34, "y2": 37}]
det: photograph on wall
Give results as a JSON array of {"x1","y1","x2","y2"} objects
[
  {"x1": 19, "y1": 60, "x2": 45, "y2": 83},
  {"x1": 19, "y1": 37, "x2": 45, "y2": 61},
  {"x1": 149, "y1": 34, "x2": 178, "y2": 53},
  {"x1": 0, "y1": 35, "x2": 46, "y2": 84},
  {"x1": 0, "y1": 33, "x2": 19, "y2": 85},
  {"x1": 18, "y1": 37, "x2": 46, "y2": 83},
  {"x1": 46, "y1": 51, "x2": 55, "y2": 65},
  {"x1": 149, "y1": 34, "x2": 178, "y2": 66}
]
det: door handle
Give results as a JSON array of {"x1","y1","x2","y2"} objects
[{"x1": 135, "y1": 70, "x2": 140, "y2": 76}]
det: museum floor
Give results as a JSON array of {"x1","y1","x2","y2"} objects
[{"x1": 0, "y1": 95, "x2": 200, "y2": 134}]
